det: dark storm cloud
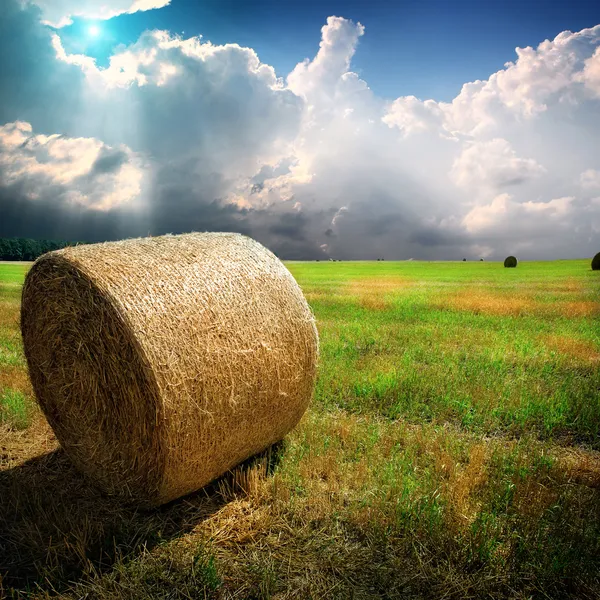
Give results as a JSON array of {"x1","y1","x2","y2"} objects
[
  {"x1": 249, "y1": 206, "x2": 329, "y2": 260},
  {"x1": 0, "y1": 182, "x2": 146, "y2": 242},
  {"x1": 268, "y1": 211, "x2": 308, "y2": 241},
  {"x1": 409, "y1": 227, "x2": 468, "y2": 248},
  {"x1": 90, "y1": 149, "x2": 129, "y2": 175},
  {"x1": 0, "y1": 178, "x2": 323, "y2": 257}
]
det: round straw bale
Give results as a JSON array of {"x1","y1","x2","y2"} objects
[
  {"x1": 592, "y1": 252, "x2": 600, "y2": 270},
  {"x1": 21, "y1": 233, "x2": 319, "y2": 506},
  {"x1": 504, "y1": 256, "x2": 518, "y2": 268}
]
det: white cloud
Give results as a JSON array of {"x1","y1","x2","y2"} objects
[
  {"x1": 384, "y1": 25, "x2": 600, "y2": 138},
  {"x1": 382, "y1": 96, "x2": 445, "y2": 137},
  {"x1": 0, "y1": 121, "x2": 147, "y2": 210},
  {"x1": 575, "y1": 47, "x2": 600, "y2": 97},
  {"x1": 463, "y1": 193, "x2": 576, "y2": 234},
  {"x1": 287, "y1": 16, "x2": 365, "y2": 100},
  {"x1": 51, "y1": 28, "x2": 303, "y2": 187},
  {"x1": 30, "y1": 0, "x2": 171, "y2": 28},
  {"x1": 580, "y1": 169, "x2": 600, "y2": 188},
  {"x1": 331, "y1": 206, "x2": 348, "y2": 226},
  {"x1": 451, "y1": 138, "x2": 546, "y2": 190}
]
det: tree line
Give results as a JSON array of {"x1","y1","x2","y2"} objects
[{"x1": 0, "y1": 238, "x2": 84, "y2": 261}]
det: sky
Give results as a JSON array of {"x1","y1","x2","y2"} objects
[{"x1": 0, "y1": 0, "x2": 599, "y2": 260}]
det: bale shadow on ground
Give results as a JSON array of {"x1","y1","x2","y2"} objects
[{"x1": 0, "y1": 442, "x2": 284, "y2": 595}]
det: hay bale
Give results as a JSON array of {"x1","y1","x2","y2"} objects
[
  {"x1": 21, "y1": 233, "x2": 319, "y2": 506},
  {"x1": 504, "y1": 256, "x2": 518, "y2": 268},
  {"x1": 592, "y1": 252, "x2": 600, "y2": 270}
]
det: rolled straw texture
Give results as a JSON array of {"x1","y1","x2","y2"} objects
[{"x1": 21, "y1": 233, "x2": 319, "y2": 506}]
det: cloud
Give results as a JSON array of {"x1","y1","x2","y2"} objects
[
  {"x1": 463, "y1": 193, "x2": 574, "y2": 234},
  {"x1": 580, "y1": 169, "x2": 600, "y2": 189},
  {"x1": 385, "y1": 25, "x2": 600, "y2": 137},
  {"x1": 451, "y1": 138, "x2": 546, "y2": 190},
  {"x1": 575, "y1": 47, "x2": 600, "y2": 97},
  {"x1": 29, "y1": 0, "x2": 171, "y2": 28},
  {"x1": 331, "y1": 206, "x2": 348, "y2": 227},
  {"x1": 0, "y1": 121, "x2": 147, "y2": 210},
  {"x1": 52, "y1": 29, "x2": 303, "y2": 173},
  {"x1": 0, "y1": 1, "x2": 85, "y2": 132},
  {"x1": 1, "y1": 2, "x2": 599, "y2": 260},
  {"x1": 287, "y1": 16, "x2": 365, "y2": 100},
  {"x1": 461, "y1": 193, "x2": 600, "y2": 259},
  {"x1": 382, "y1": 96, "x2": 445, "y2": 137}
]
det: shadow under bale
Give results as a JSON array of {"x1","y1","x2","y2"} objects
[{"x1": 0, "y1": 442, "x2": 284, "y2": 595}]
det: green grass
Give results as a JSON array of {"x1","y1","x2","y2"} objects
[
  {"x1": 1, "y1": 259, "x2": 600, "y2": 599},
  {"x1": 288, "y1": 260, "x2": 600, "y2": 445},
  {"x1": 0, "y1": 388, "x2": 30, "y2": 430}
]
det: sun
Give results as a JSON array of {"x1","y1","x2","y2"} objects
[{"x1": 88, "y1": 24, "x2": 101, "y2": 38}]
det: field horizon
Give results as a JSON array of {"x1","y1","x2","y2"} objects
[{"x1": 1, "y1": 258, "x2": 599, "y2": 599}]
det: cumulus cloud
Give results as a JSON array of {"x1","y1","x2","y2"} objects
[
  {"x1": 0, "y1": 121, "x2": 147, "y2": 210},
  {"x1": 463, "y1": 193, "x2": 574, "y2": 234},
  {"x1": 385, "y1": 25, "x2": 600, "y2": 138},
  {"x1": 1, "y1": 0, "x2": 599, "y2": 259},
  {"x1": 461, "y1": 193, "x2": 600, "y2": 258},
  {"x1": 451, "y1": 138, "x2": 546, "y2": 190},
  {"x1": 29, "y1": 0, "x2": 171, "y2": 28},
  {"x1": 287, "y1": 16, "x2": 365, "y2": 100},
  {"x1": 52, "y1": 29, "x2": 303, "y2": 173},
  {"x1": 382, "y1": 96, "x2": 445, "y2": 137},
  {"x1": 575, "y1": 47, "x2": 600, "y2": 97}
]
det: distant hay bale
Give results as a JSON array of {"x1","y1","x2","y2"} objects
[
  {"x1": 21, "y1": 233, "x2": 319, "y2": 507},
  {"x1": 462, "y1": 258, "x2": 467, "y2": 262},
  {"x1": 592, "y1": 252, "x2": 600, "y2": 270},
  {"x1": 504, "y1": 256, "x2": 518, "y2": 268}
]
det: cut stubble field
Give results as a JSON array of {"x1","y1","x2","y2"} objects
[{"x1": 1, "y1": 259, "x2": 599, "y2": 599}]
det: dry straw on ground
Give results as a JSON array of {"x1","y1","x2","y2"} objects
[{"x1": 20, "y1": 232, "x2": 319, "y2": 507}]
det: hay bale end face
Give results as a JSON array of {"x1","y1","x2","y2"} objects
[
  {"x1": 21, "y1": 233, "x2": 319, "y2": 506},
  {"x1": 504, "y1": 256, "x2": 518, "y2": 268},
  {"x1": 592, "y1": 252, "x2": 600, "y2": 270}
]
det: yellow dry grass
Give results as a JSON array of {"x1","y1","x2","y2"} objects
[
  {"x1": 544, "y1": 335, "x2": 600, "y2": 364},
  {"x1": 437, "y1": 443, "x2": 488, "y2": 527},
  {"x1": 348, "y1": 277, "x2": 413, "y2": 310},
  {"x1": 554, "y1": 448, "x2": 600, "y2": 489},
  {"x1": 561, "y1": 278, "x2": 584, "y2": 293},
  {"x1": 557, "y1": 301, "x2": 600, "y2": 318},
  {"x1": 511, "y1": 477, "x2": 559, "y2": 520},
  {"x1": 0, "y1": 367, "x2": 32, "y2": 396},
  {"x1": 0, "y1": 415, "x2": 56, "y2": 469},
  {"x1": 438, "y1": 289, "x2": 537, "y2": 316},
  {"x1": 0, "y1": 302, "x2": 20, "y2": 328},
  {"x1": 436, "y1": 289, "x2": 599, "y2": 318}
]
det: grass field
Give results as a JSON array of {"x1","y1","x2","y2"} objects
[{"x1": 1, "y1": 259, "x2": 599, "y2": 599}]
